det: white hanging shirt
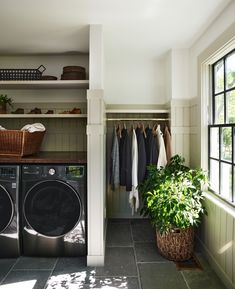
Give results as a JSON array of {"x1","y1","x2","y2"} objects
[
  {"x1": 156, "y1": 125, "x2": 167, "y2": 169},
  {"x1": 129, "y1": 128, "x2": 139, "y2": 215}
]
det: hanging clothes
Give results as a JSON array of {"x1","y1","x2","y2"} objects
[
  {"x1": 164, "y1": 126, "x2": 172, "y2": 163},
  {"x1": 129, "y1": 128, "x2": 139, "y2": 215},
  {"x1": 135, "y1": 126, "x2": 147, "y2": 184},
  {"x1": 145, "y1": 126, "x2": 158, "y2": 166},
  {"x1": 155, "y1": 124, "x2": 167, "y2": 169},
  {"x1": 119, "y1": 128, "x2": 132, "y2": 191},
  {"x1": 110, "y1": 127, "x2": 120, "y2": 190}
]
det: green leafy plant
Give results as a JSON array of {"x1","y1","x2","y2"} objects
[
  {"x1": 140, "y1": 155, "x2": 208, "y2": 234},
  {"x1": 0, "y1": 94, "x2": 13, "y2": 107}
]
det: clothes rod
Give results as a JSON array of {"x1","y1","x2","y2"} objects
[{"x1": 106, "y1": 118, "x2": 170, "y2": 121}]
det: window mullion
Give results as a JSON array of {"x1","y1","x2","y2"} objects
[
  {"x1": 212, "y1": 64, "x2": 215, "y2": 124},
  {"x1": 224, "y1": 58, "x2": 227, "y2": 124}
]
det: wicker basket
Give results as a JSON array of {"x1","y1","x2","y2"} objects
[
  {"x1": 156, "y1": 227, "x2": 194, "y2": 261},
  {"x1": 0, "y1": 130, "x2": 45, "y2": 157},
  {"x1": 0, "y1": 65, "x2": 46, "y2": 81},
  {"x1": 63, "y1": 66, "x2": 85, "y2": 73}
]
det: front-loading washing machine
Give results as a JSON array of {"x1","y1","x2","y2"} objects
[
  {"x1": 0, "y1": 165, "x2": 20, "y2": 257},
  {"x1": 21, "y1": 164, "x2": 86, "y2": 257}
]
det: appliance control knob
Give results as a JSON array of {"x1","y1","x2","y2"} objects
[{"x1": 48, "y1": 168, "x2": 56, "y2": 175}]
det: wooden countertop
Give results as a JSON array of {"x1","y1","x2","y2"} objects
[{"x1": 0, "y1": 151, "x2": 87, "y2": 164}]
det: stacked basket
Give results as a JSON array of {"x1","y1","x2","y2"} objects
[{"x1": 61, "y1": 66, "x2": 86, "y2": 80}]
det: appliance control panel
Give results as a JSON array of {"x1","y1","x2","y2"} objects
[
  {"x1": 0, "y1": 166, "x2": 17, "y2": 180},
  {"x1": 22, "y1": 165, "x2": 86, "y2": 180}
]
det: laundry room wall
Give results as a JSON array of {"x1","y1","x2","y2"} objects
[
  {"x1": 104, "y1": 52, "x2": 167, "y2": 105},
  {"x1": 188, "y1": 2, "x2": 235, "y2": 288}
]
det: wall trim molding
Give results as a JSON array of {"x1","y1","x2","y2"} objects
[{"x1": 87, "y1": 255, "x2": 105, "y2": 267}]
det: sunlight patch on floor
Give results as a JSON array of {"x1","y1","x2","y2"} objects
[
  {"x1": 46, "y1": 273, "x2": 130, "y2": 288},
  {"x1": 0, "y1": 280, "x2": 37, "y2": 289}
]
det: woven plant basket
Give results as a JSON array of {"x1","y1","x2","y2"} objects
[
  {"x1": 156, "y1": 227, "x2": 194, "y2": 261},
  {"x1": 0, "y1": 103, "x2": 6, "y2": 114}
]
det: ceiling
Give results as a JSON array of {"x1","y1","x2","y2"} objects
[{"x1": 0, "y1": 0, "x2": 231, "y2": 56}]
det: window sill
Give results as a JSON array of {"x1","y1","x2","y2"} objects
[{"x1": 204, "y1": 190, "x2": 235, "y2": 218}]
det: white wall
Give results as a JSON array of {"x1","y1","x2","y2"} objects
[
  {"x1": 165, "y1": 50, "x2": 172, "y2": 103},
  {"x1": 104, "y1": 51, "x2": 166, "y2": 105},
  {"x1": 171, "y1": 49, "x2": 190, "y2": 100}
]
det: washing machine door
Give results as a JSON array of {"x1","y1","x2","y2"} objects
[
  {"x1": 23, "y1": 180, "x2": 82, "y2": 237},
  {"x1": 0, "y1": 185, "x2": 14, "y2": 233}
]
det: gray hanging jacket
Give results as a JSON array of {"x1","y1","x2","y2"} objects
[
  {"x1": 145, "y1": 127, "x2": 158, "y2": 166},
  {"x1": 110, "y1": 127, "x2": 120, "y2": 190},
  {"x1": 135, "y1": 127, "x2": 147, "y2": 184}
]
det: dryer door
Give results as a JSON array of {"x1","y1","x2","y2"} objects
[
  {"x1": 23, "y1": 180, "x2": 82, "y2": 237},
  {"x1": 0, "y1": 185, "x2": 14, "y2": 233}
]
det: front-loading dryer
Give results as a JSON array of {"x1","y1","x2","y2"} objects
[
  {"x1": 21, "y1": 164, "x2": 86, "y2": 257},
  {"x1": 0, "y1": 165, "x2": 20, "y2": 257}
]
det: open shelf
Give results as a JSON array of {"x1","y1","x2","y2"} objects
[
  {"x1": 0, "y1": 113, "x2": 87, "y2": 118},
  {"x1": 106, "y1": 108, "x2": 169, "y2": 113},
  {"x1": 0, "y1": 80, "x2": 89, "y2": 89}
]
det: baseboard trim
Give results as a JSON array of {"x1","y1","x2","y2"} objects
[{"x1": 87, "y1": 255, "x2": 105, "y2": 266}]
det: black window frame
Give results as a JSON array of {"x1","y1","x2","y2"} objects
[{"x1": 208, "y1": 49, "x2": 235, "y2": 205}]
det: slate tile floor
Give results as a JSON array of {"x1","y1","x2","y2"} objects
[{"x1": 0, "y1": 219, "x2": 227, "y2": 289}]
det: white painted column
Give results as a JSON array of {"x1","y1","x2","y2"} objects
[
  {"x1": 87, "y1": 24, "x2": 106, "y2": 266},
  {"x1": 87, "y1": 90, "x2": 105, "y2": 266}
]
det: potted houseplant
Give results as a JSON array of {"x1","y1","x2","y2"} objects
[
  {"x1": 0, "y1": 94, "x2": 13, "y2": 114},
  {"x1": 140, "y1": 154, "x2": 208, "y2": 261}
]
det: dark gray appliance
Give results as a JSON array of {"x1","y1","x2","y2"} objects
[
  {"x1": 0, "y1": 165, "x2": 20, "y2": 257},
  {"x1": 21, "y1": 164, "x2": 86, "y2": 257}
]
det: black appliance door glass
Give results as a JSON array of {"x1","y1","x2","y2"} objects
[
  {"x1": 0, "y1": 185, "x2": 14, "y2": 233},
  {"x1": 24, "y1": 180, "x2": 81, "y2": 237}
]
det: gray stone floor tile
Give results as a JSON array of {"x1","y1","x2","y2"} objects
[
  {"x1": 13, "y1": 257, "x2": 57, "y2": 270},
  {"x1": 96, "y1": 247, "x2": 137, "y2": 277},
  {"x1": 108, "y1": 218, "x2": 131, "y2": 224},
  {"x1": 139, "y1": 262, "x2": 188, "y2": 289},
  {"x1": 135, "y1": 242, "x2": 169, "y2": 262},
  {"x1": 0, "y1": 220, "x2": 229, "y2": 289},
  {"x1": 106, "y1": 222, "x2": 132, "y2": 246},
  {"x1": 181, "y1": 254, "x2": 227, "y2": 289},
  {"x1": 1, "y1": 270, "x2": 50, "y2": 289},
  {"x1": 53, "y1": 257, "x2": 87, "y2": 274},
  {"x1": 131, "y1": 219, "x2": 155, "y2": 242},
  {"x1": 182, "y1": 270, "x2": 227, "y2": 289},
  {"x1": 0, "y1": 259, "x2": 17, "y2": 283}
]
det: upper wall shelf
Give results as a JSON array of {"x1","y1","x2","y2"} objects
[
  {"x1": 106, "y1": 108, "x2": 169, "y2": 113},
  {"x1": 0, "y1": 114, "x2": 87, "y2": 119},
  {"x1": 0, "y1": 80, "x2": 89, "y2": 89},
  {"x1": 105, "y1": 104, "x2": 170, "y2": 114}
]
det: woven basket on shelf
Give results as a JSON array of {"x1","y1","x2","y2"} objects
[
  {"x1": 61, "y1": 65, "x2": 86, "y2": 80},
  {"x1": 156, "y1": 227, "x2": 194, "y2": 261},
  {"x1": 0, "y1": 130, "x2": 45, "y2": 157},
  {"x1": 0, "y1": 65, "x2": 46, "y2": 81}
]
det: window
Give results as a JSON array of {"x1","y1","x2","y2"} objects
[{"x1": 209, "y1": 49, "x2": 235, "y2": 204}]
